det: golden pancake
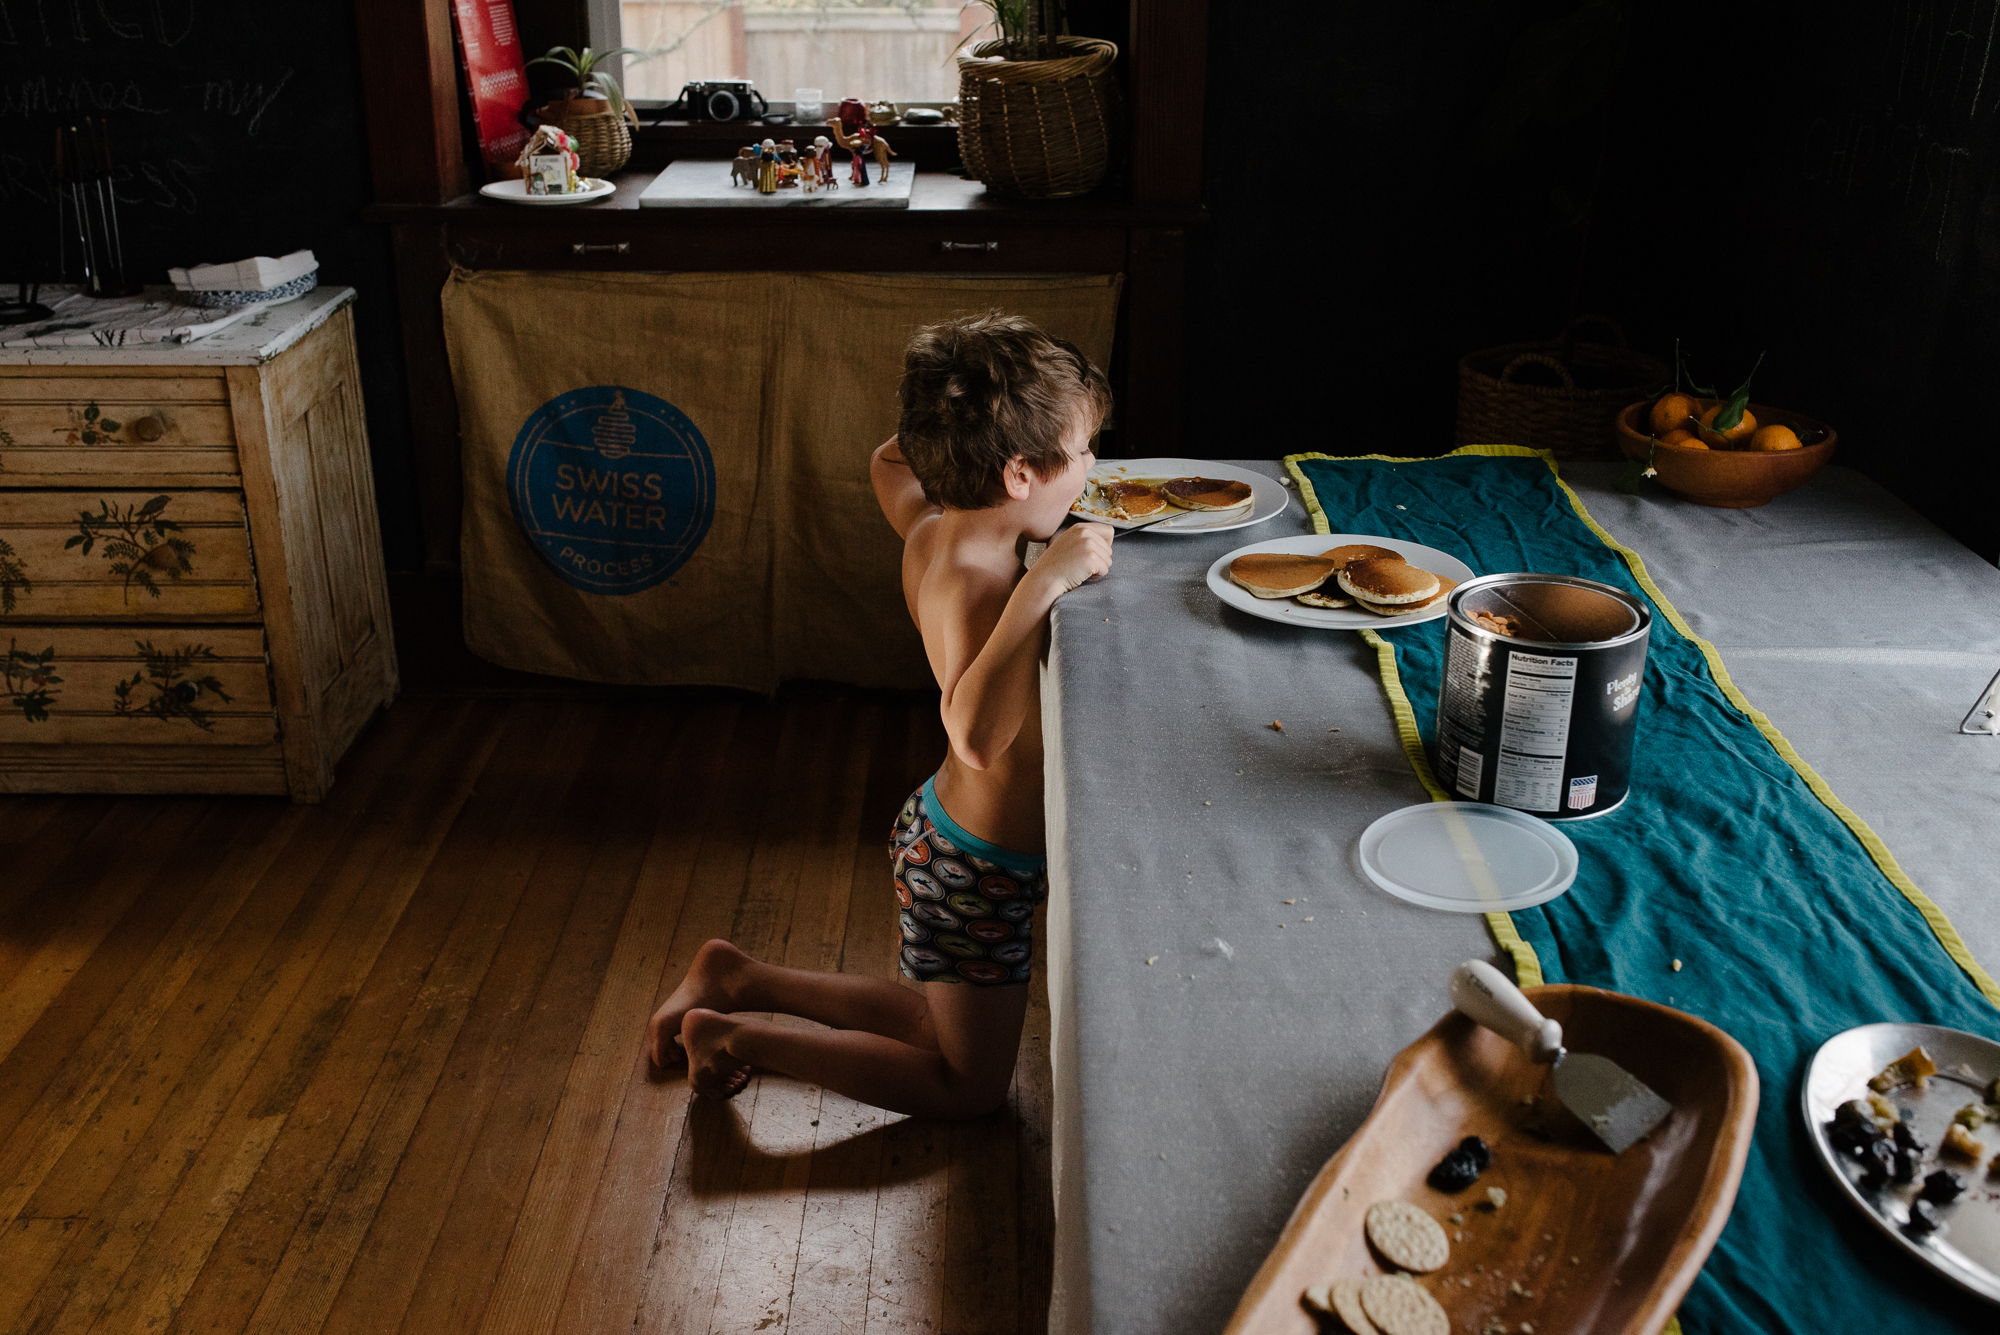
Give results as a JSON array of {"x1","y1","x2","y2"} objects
[
  {"x1": 1228, "y1": 552, "x2": 1338, "y2": 599},
  {"x1": 1294, "y1": 587, "x2": 1354, "y2": 608},
  {"x1": 1336, "y1": 557, "x2": 1441, "y2": 605},
  {"x1": 1355, "y1": 575, "x2": 1458, "y2": 616},
  {"x1": 1162, "y1": 476, "x2": 1255, "y2": 511},
  {"x1": 1096, "y1": 479, "x2": 1169, "y2": 519},
  {"x1": 1318, "y1": 544, "x2": 1403, "y2": 571}
]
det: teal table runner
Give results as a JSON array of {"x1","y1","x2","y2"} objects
[{"x1": 1287, "y1": 448, "x2": 2000, "y2": 1334}]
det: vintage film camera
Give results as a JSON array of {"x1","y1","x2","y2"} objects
[{"x1": 675, "y1": 80, "x2": 769, "y2": 122}]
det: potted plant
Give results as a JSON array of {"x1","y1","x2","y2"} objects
[
  {"x1": 956, "y1": 1, "x2": 1121, "y2": 198},
  {"x1": 527, "y1": 45, "x2": 645, "y2": 177}
]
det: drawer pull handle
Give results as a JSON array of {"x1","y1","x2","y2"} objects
[
  {"x1": 940, "y1": 241, "x2": 999, "y2": 253},
  {"x1": 572, "y1": 242, "x2": 631, "y2": 255},
  {"x1": 131, "y1": 414, "x2": 167, "y2": 441}
]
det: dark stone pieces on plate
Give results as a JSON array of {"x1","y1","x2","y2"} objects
[{"x1": 1425, "y1": 1136, "x2": 1493, "y2": 1193}]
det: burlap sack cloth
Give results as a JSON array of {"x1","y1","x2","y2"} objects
[{"x1": 443, "y1": 271, "x2": 1121, "y2": 691}]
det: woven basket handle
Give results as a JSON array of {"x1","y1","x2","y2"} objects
[{"x1": 1499, "y1": 353, "x2": 1576, "y2": 389}]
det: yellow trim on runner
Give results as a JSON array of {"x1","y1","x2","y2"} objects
[
  {"x1": 1360, "y1": 626, "x2": 1545, "y2": 988},
  {"x1": 1284, "y1": 446, "x2": 2000, "y2": 1009}
]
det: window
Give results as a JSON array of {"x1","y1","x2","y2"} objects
[{"x1": 602, "y1": 1, "x2": 985, "y2": 108}]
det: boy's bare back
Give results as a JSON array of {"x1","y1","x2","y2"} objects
[{"x1": 873, "y1": 430, "x2": 1110, "y2": 854}]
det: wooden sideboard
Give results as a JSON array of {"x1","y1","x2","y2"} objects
[{"x1": 0, "y1": 289, "x2": 398, "y2": 801}]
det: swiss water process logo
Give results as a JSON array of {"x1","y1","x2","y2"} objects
[{"x1": 507, "y1": 386, "x2": 716, "y2": 595}]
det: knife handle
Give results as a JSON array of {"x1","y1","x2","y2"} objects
[{"x1": 1451, "y1": 960, "x2": 1564, "y2": 1064}]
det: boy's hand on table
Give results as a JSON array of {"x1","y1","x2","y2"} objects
[{"x1": 1034, "y1": 522, "x2": 1114, "y2": 593}]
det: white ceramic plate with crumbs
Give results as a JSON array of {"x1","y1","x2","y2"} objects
[
  {"x1": 1205, "y1": 533, "x2": 1476, "y2": 631},
  {"x1": 1069, "y1": 459, "x2": 1288, "y2": 534},
  {"x1": 1803, "y1": 1022, "x2": 2000, "y2": 1304},
  {"x1": 478, "y1": 177, "x2": 617, "y2": 205}
]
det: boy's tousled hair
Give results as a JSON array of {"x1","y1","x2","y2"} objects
[{"x1": 897, "y1": 311, "x2": 1112, "y2": 511}]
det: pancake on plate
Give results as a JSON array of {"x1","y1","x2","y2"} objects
[
  {"x1": 1338, "y1": 557, "x2": 1449, "y2": 617},
  {"x1": 1355, "y1": 574, "x2": 1457, "y2": 616},
  {"x1": 1320, "y1": 544, "x2": 1404, "y2": 570},
  {"x1": 1228, "y1": 552, "x2": 1338, "y2": 600},
  {"x1": 1296, "y1": 545, "x2": 1406, "y2": 606},
  {"x1": 1161, "y1": 477, "x2": 1255, "y2": 511},
  {"x1": 1091, "y1": 479, "x2": 1169, "y2": 519}
]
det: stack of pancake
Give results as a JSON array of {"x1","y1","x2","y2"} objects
[
  {"x1": 1078, "y1": 475, "x2": 1255, "y2": 521},
  {"x1": 1227, "y1": 544, "x2": 1456, "y2": 616}
]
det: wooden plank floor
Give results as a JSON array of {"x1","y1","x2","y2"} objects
[{"x1": 0, "y1": 689, "x2": 1053, "y2": 1335}]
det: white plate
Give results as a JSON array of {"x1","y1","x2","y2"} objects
[
  {"x1": 478, "y1": 177, "x2": 617, "y2": 206},
  {"x1": 1205, "y1": 533, "x2": 1477, "y2": 630},
  {"x1": 1070, "y1": 458, "x2": 1288, "y2": 535},
  {"x1": 1802, "y1": 1022, "x2": 2000, "y2": 1304}
]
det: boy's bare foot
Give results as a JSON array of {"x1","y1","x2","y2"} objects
[
  {"x1": 682, "y1": 1008, "x2": 752, "y2": 1100},
  {"x1": 647, "y1": 939, "x2": 750, "y2": 1067}
]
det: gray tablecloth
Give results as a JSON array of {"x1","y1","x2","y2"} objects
[{"x1": 1040, "y1": 461, "x2": 2000, "y2": 1334}]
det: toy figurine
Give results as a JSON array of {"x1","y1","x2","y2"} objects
[
  {"x1": 827, "y1": 101, "x2": 895, "y2": 186},
  {"x1": 730, "y1": 146, "x2": 759, "y2": 188},
  {"x1": 778, "y1": 140, "x2": 800, "y2": 187},
  {"x1": 756, "y1": 138, "x2": 779, "y2": 194},
  {"x1": 812, "y1": 135, "x2": 837, "y2": 189},
  {"x1": 797, "y1": 143, "x2": 819, "y2": 192}
]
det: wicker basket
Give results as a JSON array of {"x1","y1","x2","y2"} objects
[
  {"x1": 538, "y1": 99, "x2": 635, "y2": 178},
  {"x1": 956, "y1": 37, "x2": 1121, "y2": 198},
  {"x1": 1455, "y1": 319, "x2": 1668, "y2": 461}
]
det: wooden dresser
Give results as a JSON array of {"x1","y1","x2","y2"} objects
[{"x1": 0, "y1": 288, "x2": 397, "y2": 801}]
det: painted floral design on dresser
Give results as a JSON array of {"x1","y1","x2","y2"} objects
[
  {"x1": 0, "y1": 537, "x2": 27, "y2": 614},
  {"x1": 113, "y1": 641, "x2": 232, "y2": 729},
  {"x1": 66, "y1": 494, "x2": 195, "y2": 603},
  {"x1": 4, "y1": 640, "x2": 61, "y2": 723},
  {"x1": 58, "y1": 402, "x2": 128, "y2": 445}
]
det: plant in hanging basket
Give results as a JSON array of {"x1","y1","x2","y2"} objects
[{"x1": 956, "y1": 2, "x2": 1121, "y2": 199}]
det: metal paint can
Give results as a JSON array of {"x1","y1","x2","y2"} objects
[{"x1": 1433, "y1": 573, "x2": 1652, "y2": 821}]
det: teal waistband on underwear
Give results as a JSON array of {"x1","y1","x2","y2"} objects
[{"x1": 921, "y1": 776, "x2": 1046, "y2": 877}]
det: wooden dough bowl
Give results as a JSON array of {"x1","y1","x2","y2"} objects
[
  {"x1": 1226, "y1": 985, "x2": 1758, "y2": 1335},
  {"x1": 1615, "y1": 401, "x2": 1838, "y2": 508}
]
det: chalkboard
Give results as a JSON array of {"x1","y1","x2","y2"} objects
[{"x1": 0, "y1": 0, "x2": 426, "y2": 569}]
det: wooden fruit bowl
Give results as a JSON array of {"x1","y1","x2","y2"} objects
[
  {"x1": 1615, "y1": 401, "x2": 1837, "y2": 508},
  {"x1": 1225, "y1": 985, "x2": 1758, "y2": 1335}
]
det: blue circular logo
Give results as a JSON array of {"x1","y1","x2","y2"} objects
[{"x1": 507, "y1": 386, "x2": 715, "y2": 595}]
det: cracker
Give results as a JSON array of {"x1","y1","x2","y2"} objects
[
  {"x1": 1359, "y1": 1275, "x2": 1449, "y2": 1335},
  {"x1": 1364, "y1": 1200, "x2": 1450, "y2": 1273},
  {"x1": 1328, "y1": 1277, "x2": 1380, "y2": 1334}
]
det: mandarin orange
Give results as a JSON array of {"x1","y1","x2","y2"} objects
[
  {"x1": 1698, "y1": 403, "x2": 1758, "y2": 448},
  {"x1": 1748, "y1": 423, "x2": 1802, "y2": 451},
  {"x1": 1649, "y1": 393, "x2": 1700, "y2": 436}
]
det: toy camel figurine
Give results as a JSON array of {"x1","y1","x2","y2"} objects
[{"x1": 826, "y1": 112, "x2": 895, "y2": 185}]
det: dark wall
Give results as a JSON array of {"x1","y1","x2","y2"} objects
[
  {"x1": 1194, "y1": 0, "x2": 2000, "y2": 561},
  {"x1": 0, "y1": 0, "x2": 425, "y2": 571}
]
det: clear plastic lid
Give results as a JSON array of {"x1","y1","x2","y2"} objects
[{"x1": 1356, "y1": 801, "x2": 1579, "y2": 912}]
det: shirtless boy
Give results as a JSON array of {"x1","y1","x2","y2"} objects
[{"x1": 646, "y1": 312, "x2": 1113, "y2": 1118}]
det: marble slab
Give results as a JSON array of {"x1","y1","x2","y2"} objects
[{"x1": 638, "y1": 158, "x2": 915, "y2": 208}]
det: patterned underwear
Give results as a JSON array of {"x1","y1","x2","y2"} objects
[{"x1": 889, "y1": 776, "x2": 1048, "y2": 986}]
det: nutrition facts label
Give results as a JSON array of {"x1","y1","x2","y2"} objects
[{"x1": 1495, "y1": 652, "x2": 1577, "y2": 811}]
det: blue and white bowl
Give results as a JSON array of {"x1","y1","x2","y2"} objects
[{"x1": 179, "y1": 268, "x2": 319, "y2": 309}]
